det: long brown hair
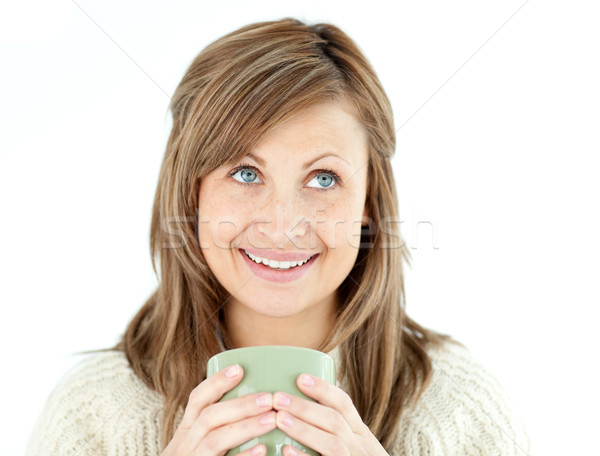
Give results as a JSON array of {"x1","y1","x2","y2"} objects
[{"x1": 114, "y1": 17, "x2": 459, "y2": 451}]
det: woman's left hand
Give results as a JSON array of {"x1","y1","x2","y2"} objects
[{"x1": 272, "y1": 373, "x2": 389, "y2": 456}]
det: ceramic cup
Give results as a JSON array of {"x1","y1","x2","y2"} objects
[{"x1": 206, "y1": 345, "x2": 336, "y2": 456}]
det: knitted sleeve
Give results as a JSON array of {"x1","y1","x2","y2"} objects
[
  {"x1": 392, "y1": 341, "x2": 532, "y2": 456},
  {"x1": 25, "y1": 351, "x2": 165, "y2": 456}
]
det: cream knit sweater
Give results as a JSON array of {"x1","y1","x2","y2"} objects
[{"x1": 26, "y1": 340, "x2": 532, "y2": 455}]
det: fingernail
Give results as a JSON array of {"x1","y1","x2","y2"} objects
[
  {"x1": 225, "y1": 364, "x2": 239, "y2": 378},
  {"x1": 251, "y1": 444, "x2": 266, "y2": 456},
  {"x1": 300, "y1": 373, "x2": 315, "y2": 387},
  {"x1": 260, "y1": 412, "x2": 275, "y2": 426},
  {"x1": 276, "y1": 392, "x2": 291, "y2": 407},
  {"x1": 281, "y1": 412, "x2": 294, "y2": 427},
  {"x1": 286, "y1": 445, "x2": 299, "y2": 456},
  {"x1": 256, "y1": 393, "x2": 271, "y2": 407}
]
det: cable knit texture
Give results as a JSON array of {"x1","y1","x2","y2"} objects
[{"x1": 26, "y1": 340, "x2": 531, "y2": 455}]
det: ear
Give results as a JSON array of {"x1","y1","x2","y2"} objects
[{"x1": 361, "y1": 204, "x2": 370, "y2": 228}]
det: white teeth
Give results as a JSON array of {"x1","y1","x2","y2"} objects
[{"x1": 244, "y1": 250, "x2": 313, "y2": 270}]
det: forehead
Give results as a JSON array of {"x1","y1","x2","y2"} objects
[{"x1": 250, "y1": 98, "x2": 368, "y2": 162}]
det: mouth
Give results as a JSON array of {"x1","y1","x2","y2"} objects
[
  {"x1": 240, "y1": 248, "x2": 318, "y2": 270},
  {"x1": 238, "y1": 248, "x2": 319, "y2": 283}
]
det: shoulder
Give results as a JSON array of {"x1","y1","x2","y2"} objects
[
  {"x1": 394, "y1": 339, "x2": 532, "y2": 456},
  {"x1": 26, "y1": 350, "x2": 164, "y2": 456},
  {"x1": 36, "y1": 349, "x2": 163, "y2": 416}
]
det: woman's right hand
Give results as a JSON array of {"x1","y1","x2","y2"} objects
[{"x1": 161, "y1": 364, "x2": 276, "y2": 456}]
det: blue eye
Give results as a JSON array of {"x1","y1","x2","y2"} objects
[
  {"x1": 233, "y1": 167, "x2": 261, "y2": 184},
  {"x1": 228, "y1": 162, "x2": 342, "y2": 191},
  {"x1": 307, "y1": 172, "x2": 334, "y2": 189}
]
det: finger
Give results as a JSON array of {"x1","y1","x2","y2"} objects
[
  {"x1": 179, "y1": 364, "x2": 244, "y2": 430},
  {"x1": 239, "y1": 443, "x2": 267, "y2": 456},
  {"x1": 185, "y1": 392, "x2": 273, "y2": 443},
  {"x1": 194, "y1": 411, "x2": 277, "y2": 455},
  {"x1": 276, "y1": 411, "x2": 350, "y2": 456},
  {"x1": 272, "y1": 391, "x2": 351, "y2": 437},
  {"x1": 295, "y1": 374, "x2": 366, "y2": 434},
  {"x1": 283, "y1": 444, "x2": 310, "y2": 456}
]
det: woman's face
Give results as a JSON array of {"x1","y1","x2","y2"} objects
[{"x1": 197, "y1": 97, "x2": 369, "y2": 323}]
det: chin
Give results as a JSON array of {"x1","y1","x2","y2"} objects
[{"x1": 249, "y1": 301, "x2": 306, "y2": 319}]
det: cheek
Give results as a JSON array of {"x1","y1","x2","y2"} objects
[
  {"x1": 198, "y1": 192, "x2": 248, "y2": 249},
  {"x1": 314, "y1": 199, "x2": 364, "y2": 252}
]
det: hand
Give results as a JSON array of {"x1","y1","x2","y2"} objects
[
  {"x1": 161, "y1": 364, "x2": 276, "y2": 456},
  {"x1": 272, "y1": 374, "x2": 389, "y2": 456}
]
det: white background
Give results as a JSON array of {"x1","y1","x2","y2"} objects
[{"x1": 1, "y1": 1, "x2": 598, "y2": 455}]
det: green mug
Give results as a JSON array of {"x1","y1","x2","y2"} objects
[{"x1": 206, "y1": 345, "x2": 336, "y2": 456}]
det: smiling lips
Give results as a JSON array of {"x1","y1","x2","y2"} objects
[
  {"x1": 243, "y1": 249, "x2": 315, "y2": 270},
  {"x1": 239, "y1": 248, "x2": 319, "y2": 283},
  {"x1": 241, "y1": 247, "x2": 318, "y2": 268}
]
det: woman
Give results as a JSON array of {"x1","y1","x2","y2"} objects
[{"x1": 26, "y1": 18, "x2": 531, "y2": 456}]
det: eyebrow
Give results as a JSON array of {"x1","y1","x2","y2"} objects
[{"x1": 244, "y1": 152, "x2": 351, "y2": 169}]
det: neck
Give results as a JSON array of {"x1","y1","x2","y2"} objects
[{"x1": 223, "y1": 297, "x2": 337, "y2": 350}]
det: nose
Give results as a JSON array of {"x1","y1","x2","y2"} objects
[{"x1": 253, "y1": 195, "x2": 311, "y2": 249}]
